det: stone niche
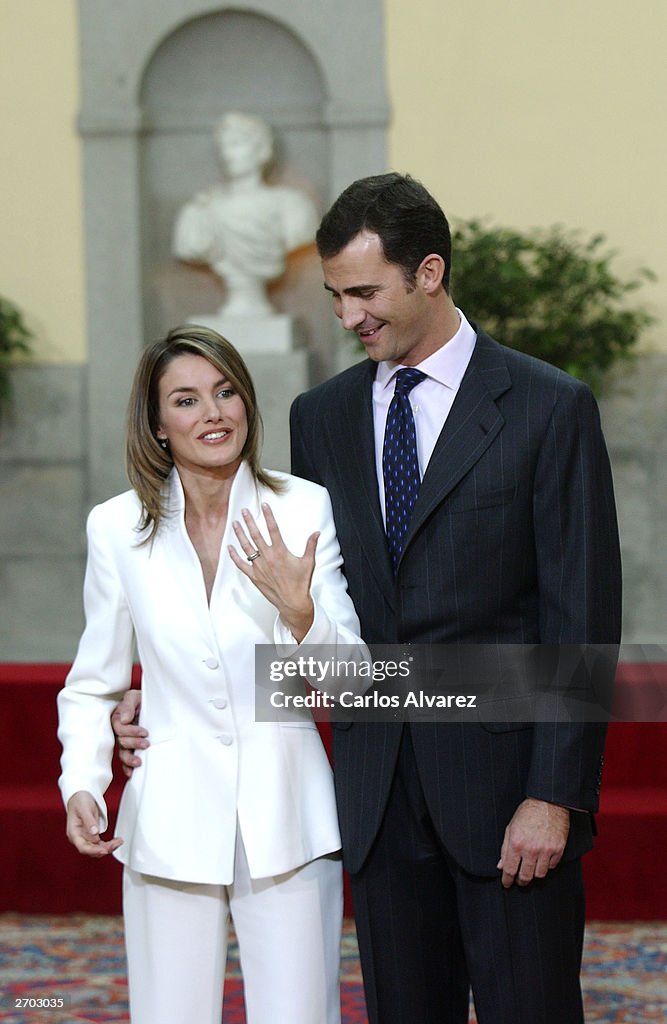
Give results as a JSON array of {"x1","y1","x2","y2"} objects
[
  {"x1": 78, "y1": 0, "x2": 389, "y2": 502},
  {"x1": 140, "y1": 11, "x2": 328, "y2": 345},
  {"x1": 139, "y1": 11, "x2": 330, "y2": 473}
]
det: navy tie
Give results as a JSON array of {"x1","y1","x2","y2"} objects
[{"x1": 382, "y1": 367, "x2": 427, "y2": 573}]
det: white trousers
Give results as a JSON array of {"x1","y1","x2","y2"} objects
[{"x1": 123, "y1": 832, "x2": 342, "y2": 1024}]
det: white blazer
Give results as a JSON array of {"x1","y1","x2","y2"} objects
[{"x1": 58, "y1": 462, "x2": 367, "y2": 884}]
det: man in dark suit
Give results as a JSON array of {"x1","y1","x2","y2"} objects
[{"x1": 289, "y1": 173, "x2": 622, "y2": 1024}]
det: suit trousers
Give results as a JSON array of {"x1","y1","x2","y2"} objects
[
  {"x1": 123, "y1": 827, "x2": 343, "y2": 1024},
  {"x1": 349, "y1": 727, "x2": 585, "y2": 1024}
]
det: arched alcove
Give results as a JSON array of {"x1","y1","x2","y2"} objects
[
  {"x1": 78, "y1": 0, "x2": 389, "y2": 502},
  {"x1": 138, "y1": 9, "x2": 329, "y2": 369}
]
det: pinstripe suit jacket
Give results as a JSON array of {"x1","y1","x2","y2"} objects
[{"x1": 290, "y1": 328, "x2": 622, "y2": 876}]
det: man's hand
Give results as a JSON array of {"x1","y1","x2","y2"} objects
[
  {"x1": 497, "y1": 797, "x2": 570, "y2": 888},
  {"x1": 111, "y1": 689, "x2": 149, "y2": 778},
  {"x1": 66, "y1": 791, "x2": 124, "y2": 857}
]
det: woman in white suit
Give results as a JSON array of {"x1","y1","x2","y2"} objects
[{"x1": 57, "y1": 325, "x2": 367, "y2": 1024}]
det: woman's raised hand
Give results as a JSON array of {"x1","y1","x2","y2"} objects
[{"x1": 228, "y1": 503, "x2": 318, "y2": 643}]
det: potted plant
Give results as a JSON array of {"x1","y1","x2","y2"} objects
[
  {"x1": 450, "y1": 220, "x2": 656, "y2": 393},
  {"x1": 0, "y1": 297, "x2": 33, "y2": 422}
]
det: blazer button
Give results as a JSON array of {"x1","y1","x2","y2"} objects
[{"x1": 204, "y1": 657, "x2": 219, "y2": 669}]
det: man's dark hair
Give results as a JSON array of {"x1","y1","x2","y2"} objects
[{"x1": 316, "y1": 172, "x2": 452, "y2": 291}]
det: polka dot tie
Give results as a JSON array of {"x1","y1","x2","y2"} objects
[{"x1": 382, "y1": 367, "x2": 427, "y2": 573}]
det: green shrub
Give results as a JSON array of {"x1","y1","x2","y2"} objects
[
  {"x1": 0, "y1": 297, "x2": 32, "y2": 420},
  {"x1": 451, "y1": 220, "x2": 656, "y2": 392}
]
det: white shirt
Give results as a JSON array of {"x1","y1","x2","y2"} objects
[{"x1": 373, "y1": 309, "x2": 477, "y2": 522}]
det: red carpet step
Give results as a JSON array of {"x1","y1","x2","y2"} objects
[{"x1": 1, "y1": 663, "x2": 666, "y2": 918}]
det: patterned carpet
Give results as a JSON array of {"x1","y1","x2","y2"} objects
[{"x1": 0, "y1": 915, "x2": 666, "y2": 1023}]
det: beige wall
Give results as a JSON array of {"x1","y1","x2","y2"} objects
[
  {"x1": 0, "y1": 0, "x2": 84, "y2": 362},
  {"x1": 1, "y1": 0, "x2": 664, "y2": 362},
  {"x1": 386, "y1": 0, "x2": 666, "y2": 351}
]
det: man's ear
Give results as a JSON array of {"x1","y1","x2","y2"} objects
[{"x1": 416, "y1": 253, "x2": 446, "y2": 294}]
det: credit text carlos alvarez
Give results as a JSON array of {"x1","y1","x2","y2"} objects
[
  {"x1": 269, "y1": 690, "x2": 479, "y2": 710},
  {"x1": 266, "y1": 655, "x2": 478, "y2": 711}
]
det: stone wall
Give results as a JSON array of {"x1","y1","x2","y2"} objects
[
  {"x1": 0, "y1": 366, "x2": 86, "y2": 660},
  {"x1": 600, "y1": 353, "x2": 667, "y2": 646}
]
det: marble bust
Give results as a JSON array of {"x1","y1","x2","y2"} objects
[{"x1": 172, "y1": 113, "x2": 318, "y2": 318}]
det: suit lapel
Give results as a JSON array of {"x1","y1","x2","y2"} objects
[
  {"x1": 326, "y1": 361, "x2": 396, "y2": 600},
  {"x1": 157, "y1": 463, "x2": 263, "y2": 614},
  {"x1": 320, "y1": 333, "x2": 512, "y2": 588},
  {"x1": 401, "y1": 331, "x2": 512, "y2": 555}
]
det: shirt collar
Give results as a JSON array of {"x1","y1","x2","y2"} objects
[
  {"x1": 375, "y1": 308, "x2": 477, "y2": 391},
  {"x1": 163, "y1": 459, "x2": 256, "y2": 517}
]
